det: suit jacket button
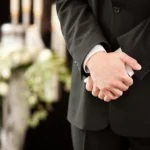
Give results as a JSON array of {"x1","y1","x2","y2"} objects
[{"x1": 113, "y1": 6, "x2": 121, "y2": 14}]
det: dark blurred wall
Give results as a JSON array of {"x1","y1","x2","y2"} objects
[
  {"x1": 0, "y1": 0, "x2": 10, "y2": 25},
  {"x1": 41, "y1": 0, "x2": 52, "y2": 48},
  {"x1": 0, "y1": 0, "x2": 10, "y2": 36}
]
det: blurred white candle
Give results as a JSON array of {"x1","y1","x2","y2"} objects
[
  {"x1": 10, "y1": 0, "x2": 19, "y2": 24},
  {"x1": 22, "y1": 0, "x2": 31, "y2": 12},
  {"x1": 51, "y1": 4, "x2": 66, "y2": 59},
  {"x1": 22, "y1": 0, "x2": 31, "y2": 28},
  {"x1": 33, "y1": 0, "x2": 43, "y2": 18},
  {"x1": 33, "y1": 0, "x2": 43, "y2": 28}
]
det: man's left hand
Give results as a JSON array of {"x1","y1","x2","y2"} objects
[{"x1": 85, "y1": 76, "x2": 121, "y2": 102}]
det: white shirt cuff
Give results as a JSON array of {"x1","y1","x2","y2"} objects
[
  {"x1": 116, "y1": 48, "x2": 134, "y2": 77},
  {"x1": 83, "y1": 45, "x2": 106, "y2": 73}
]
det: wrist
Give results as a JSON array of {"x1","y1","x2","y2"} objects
[
  {"x1": 86, "y1": 51, "x2": 107, "y2": 71},
  {"x1": 83, "y1": 45, "x2": 106, "y2": 73}
]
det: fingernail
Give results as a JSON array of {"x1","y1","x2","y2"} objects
[
  {"x1": 137, "y1": 64, "x2": 142, "y2": 70},
  {"x1": 84, "y1": 78, "x2": 88, "y2": 83}
]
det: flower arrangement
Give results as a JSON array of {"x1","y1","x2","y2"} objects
[{"x1": 0, "y1": 47, "x2": 71, "y2": 127}]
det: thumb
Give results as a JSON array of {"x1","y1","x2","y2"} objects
[
  {"x1": 85, "y1": 76, "x2": 93, "y2": 91},
  {"x1": 121, "y1": 53, "x2": 142, "y2": 71}
]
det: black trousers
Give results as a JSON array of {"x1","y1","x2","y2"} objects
[{"x1": 71, "y1": 125, "x2": 150, "y2": 150}]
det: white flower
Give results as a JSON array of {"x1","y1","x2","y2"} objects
[
  {"x1": 1, "y1": 68, "x2": 11, "y2": 79},
  {"x1": 44, "y1": 75, "x2": 59, "y2": 102},
  {"x1": 28, "y1": 95, "x2": 37, "y2": 106},
  {"x1": 21, "y1": 52, "x2": 32, "y2": 64},
  {"x1": 0, "y1": 82, "x2": 9, "y2": 96},
  {"x1": 12, "y1": 52, "x2": 22, "y2": 66},
  {"x1": 37, "y1": 49, "x2": 52, "y2": 62}
]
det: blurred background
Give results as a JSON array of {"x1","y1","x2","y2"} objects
[{"x1": 0, "y1": 0, "x2": 73, "y2": 150}]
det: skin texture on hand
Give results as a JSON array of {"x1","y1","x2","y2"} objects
[
  {"x1": 84, "y1": 76, "x2": 120, "y2": 101},
  {"x1": 85, "y1": 51, "x2": 141, "y2": 102}
]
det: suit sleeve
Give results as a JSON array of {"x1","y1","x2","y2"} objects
[
  {"x1": 117, "y1": 19, "x2": 150, "y2": 80},
  {"x1": 56, "y1": 0, "x2": 111, "y2": 80}
]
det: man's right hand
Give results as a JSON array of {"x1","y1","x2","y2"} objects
[{"x1": 86, "y1": 51, "x2": 142, "y2": 102}]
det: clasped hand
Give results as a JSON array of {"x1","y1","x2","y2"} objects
[{"x1": 85, "y1": 51, "x2": 142, "y2": 102}]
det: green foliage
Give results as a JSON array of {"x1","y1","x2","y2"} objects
[
  {"x1": 0, "y1": 49, "x2": 71, "y2": 127},
  {"x1": 25, "y1": 52, "x2": 71, "y2": 127}
]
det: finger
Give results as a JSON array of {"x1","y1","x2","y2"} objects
[
  {"x1": 120, "y1": 75, "x2": 133, "y2": 87},
  {"x1": 114, "y1": 81, "x2": 129, "y2": 92},
  {"x1": 120, "y1": 53, "x2": 142, "y2": 71},
  {"x1": 104, "y1": 94, "x2": 119, "y2": 102},
  {"x1": 92, "y1": 86, "x2": 100, "y2": 97},
  {"x1": 104, "y1": 90, "x2": 116, "y2": 101},
  {"x1": 86, "y1": 77, "x2": 93, "y2": 91},
  {"x1": 110, "y1": 88, "x2": 123, "y2": 98},
  {"x1": 104, "y1": 91, "x2": 115, "y2": 100},
  {"x1": 98, "y1": 91, "x2": 105, "y2": 100},
  {"x1": 104, "y1": 95, "x2": 111, "y2": 102}
]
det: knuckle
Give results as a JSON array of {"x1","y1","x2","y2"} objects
[
  {"x1": 126, "y1": 77, "x2": 133, "y2": 83},
  {"x1": 118, "y1": 91, "x2": 123, "y2": 96},
  {"x1": 86, "y1": 85, "x2": 91, "y2": 91},
  {"x1": 129, "y1": 79, "x2": 133, "y2": 86},
  {"x1": 123, "y1": 86, "x2": 129, "y2": 91},
  {"x1": 111, "y1": 95, "x2": 115, "y2": 99},
  {"x1": 105, "y1": 99, "x2": 111, "y2": 102},
  {"x1": 111, "y1": 95, "x2": 116, "y2": 100},
  {"x1": 112, "y1": 97, "x2": 117, "y2": 100},
  {"x1": 101, "y1": 84, "x2": 113, "y2": 91},
  {"x1": 92, "y1": 91, "x2": 97, "y2": 97},
  {"x1": 105, "y1": 85, "x2": 112, "y2": 90},
  {"x1": 92, "y1": 90, "x2": 95, "y2": 94},
  {"x1": 115, "y1": 82, "x2": 120, "y2": 88},
  {"x1": 93, "y1": 94, "x2": 97, "y2": 97},
  {"x1": 98, "y1": 95, "x2": 102, "y2": 99},
  {"x1": 114, "y1": 96, "x2": 119, "y2": 100},
  {"x1": 128, "y1": 82, "x2": 133, "y2": 87},
  {"x1": 120, "y1": 75, "x2": 127, "y2": 81},
  {"x1": 125, "y1": 78, "x2": 131, "y2": 85},
  {"x1": 86, "y1": 88, "x2": 91, "y2": 92},
  {"x1": 101, "y1": 87, "x2": 106, "y2": 91},
  {"x1": 105, "y1": 93, "x2": 113, "y2": 99},
  {"x1": 92, "y1": 91, "x2": 95, "y2": 95},
  {"x1": 98, "y1": 94, "x2": 104, "y2": 100},
  {"x1": 111, "y1": 82, "x2": 119, "y2": 88},
  {"x1": 109, "y1": 82, "x2": 114, "y2": 87},
  {"x1": 93, "y1": 78, "x2": 97, "y2": 83}
]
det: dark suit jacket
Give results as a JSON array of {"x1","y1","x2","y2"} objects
[{"x1": 56, "y1": 0, "x2": 150, "y2": 137}]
